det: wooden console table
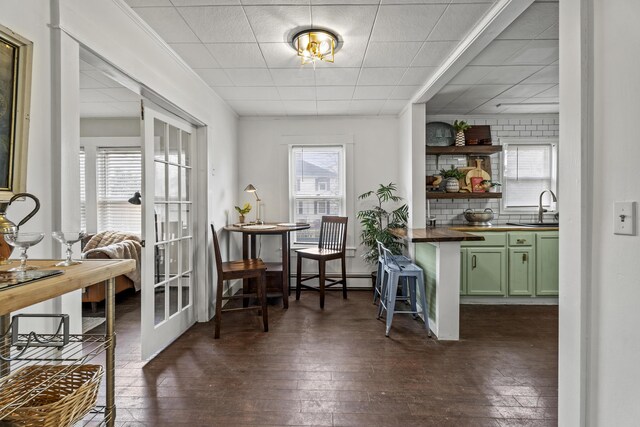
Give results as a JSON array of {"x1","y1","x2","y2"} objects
[{"x1": 0, "y1": 259, "x2": 135, "y2": 426}]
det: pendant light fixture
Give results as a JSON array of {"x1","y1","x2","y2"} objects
[{"x1": 291, "y1": 28, "x2": 340, "y2": 65}]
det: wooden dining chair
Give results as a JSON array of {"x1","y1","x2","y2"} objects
[
  {"x1": 211, "y1": 224, "x2": 268, "y2": 339},
  {"x1": 295, "y1": 216, "x2": 348, "y2": 309}
]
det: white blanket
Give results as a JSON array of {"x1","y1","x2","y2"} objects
[{"x1": 83, "y1": 237, "x2": 142, "y2": 291}]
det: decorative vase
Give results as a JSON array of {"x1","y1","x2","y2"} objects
[
  {"x1": 445, "y1": 177, "x2": 460, "y2": 193},
  {"x1": 239, "y1": 214, "x2": 245, "y2": 223},
  {"x1": 455, "y1": 130, "x2": 465, "y2": 146}
]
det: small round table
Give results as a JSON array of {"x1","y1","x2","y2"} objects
[{"x1": 223, "y1": 223, "x2": 310, "y2": 308}]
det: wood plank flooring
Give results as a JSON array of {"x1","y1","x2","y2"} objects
[{"x1": 97, "y1": 290, "x2": 558, "y2": 426}]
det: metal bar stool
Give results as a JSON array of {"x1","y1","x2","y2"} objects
[
  {"x1": 373, "y1": 240, "x2": 411, "y2": 304},
  {"x1": 377, "y1": 243, "x2": 431, "y2": 338}
]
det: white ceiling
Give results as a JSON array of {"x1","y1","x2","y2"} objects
[
  {"x1": 79, "y1": 60, "x2": 141, "y2": 118},
  {"x1": 125, "y1": 0, "x2": 499, "y2": 116},
  {"x1": 426, "y1": 0, "x2": 559, "y2": 115}
]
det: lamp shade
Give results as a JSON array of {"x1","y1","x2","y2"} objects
[
  {"x1": 128, "y1": 191, "x2": 142, "y2": 205},
  {"x1": 244, "y1": 184, "x2": 257, "y2": 193}
]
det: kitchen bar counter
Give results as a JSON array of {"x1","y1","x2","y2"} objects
[
  {"x1": 450, "y1": 225, "x2": 559, "y2": 232},
  {"x1": 391, "y1": 227, "x2": 485, "y2": 242}
]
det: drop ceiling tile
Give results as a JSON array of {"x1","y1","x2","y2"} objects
[
  {"x1": 195, "y1": 69, "x2": 234, "y2": 86},
  {"x1": 428, "y1": 3, "x2": 493, "y2": 41},
  {"x1": 349, "y1": 100, "x2": 385, "y2": 115},
  {"x1": 358, "y1": 68, "x2": 406, "y2": 86},
  {"x1": 314, "y1": 68, "x2": 360, "y2": 86},
  {"x1": 502, "y1": 103, "x2": 559, "y2": 114},
  {"x1": 477, "y1": 65, "x2": 542, "y2": 84},
  {"x1": 317, "y1": 101, "x2": 351, "y2": 115},
  {"x1": 412, "y1": 41, "x2": 458, "y2": 67},
  {"x1": 177, "y1": 6, "x2": 255, "y2": 42},
  {"x1": 380, "y1": 100, "x2": 409, "y2": 115},
  {"x1": 271, "y1": 68, "x2": 315, "y2": 86},
  {"x1": 242, "y1": 0, "x2": 308, "y2": 4},
  {"x1": 371, "y1": 5, "x2": 447, "y2": 42},
  {"x1": 352, "y1": 86, "x2": 395, "y2": 100},
  {"x1": 461, "y1": 84, "x2": 510, "y2": 99},
  {"x1": 125, "y1": 0, "x2": 172, "y2": 7},
  {"x1": 363, "y1": 42, "x2": 422, "y2": 68},
  {"x1": 426, "y1": 84, "x2": 470, "y2": 106},
  {"x1": 243, "y1": 6, "x2": 310, "y2": 42},
  {"x1": 82, "y1": 70, "x2": 122, "y2": 88},
  {"x1": 536, "y1": 23, "x2": 559, "y2": 40},
  {"x1": 132, "y1": 7, "x2": 200, "y2": 42},
  {"x1": 260, "y1": 43, "x2": 301, "y2": 68},
  {"x1": 213, "y1": 86, "x2": 280, "y2": 100},
  {"x1": 311, "y1": 5, "x2": 378, "y2": 40},
  {"x1": 277, "y1": 86, "x2": 317, "y2": 100},
  {"x1": 499, "y1": 83, "x2": 554, "y2": 99},
  {"x1": 227, "y1": 68, "x2": 274, "y2": 86},
  {"x1": 252, "y1": 100, "x2": 287, "y2": 115},
  {"x1": 109, "y1": 102, "x2": 141, "y2": 116},
  {"x1": 398, "y1": 67, "x2": 436, "y2": 86},
  {"x1": 80, "y1": 103, "x2": 124, "y2": 117},
  {"x1": 169, "y1": 43, "x2": 221, "y2": 68},
  {"x1": 534, "y1": 84, "x2": 559, "y2": 98},
  {"x1": 98, "y1": 88, "x2": 141, "y2": 102},
  {"x1": 497, "y1": 2, "x2": 558, "y2": 40},
  {"x1": 79, "y1": 73, "x2": 107, "y2": 89},
  {"x1": 225, "y1": 100, "x2": 255, "y2": 115},
  {"x1": 283, "y1": 100, "x2": 317, "y2": 115},
  {"x1": 447, "y1": 66, "x2": 493, "y2": 85},
  {"x1": 79, "y1": 89, "x2": 117, "y2": 103},
  {"x1": 469, "y1": 40, "x2": 529, "y2": 66},
  {"x1": 316, "y1": 86, "x2": 355, "y2": 100},
  {"x1": 520, "y1": 65, "x2": 558, "y2": 84},
  {"x1": 172, "y1": 0, "x2": 240, "y2": 5},
  {"x1": 389, "y1": 85, "x2": 420, "y2": 100},
  {"x1": 311, "y1": 38, "x2": 368, "y2": 68},
  {"x1": 205, "y1": 43, "x2": 267, "y2": 68},
  {"x1": 79, "y1": 60, "x2": 94, "y2": 71},
  {"x1": 506, "y1": 40, "x2": 559, "y2": 66}
]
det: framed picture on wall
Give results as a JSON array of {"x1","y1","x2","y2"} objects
[{"x1": 0, "y1": 24, "x2": 32, "y2": 201}]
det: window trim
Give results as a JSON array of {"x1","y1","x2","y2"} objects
[{"x1": 500, "y1": 138, "x2": 559, "y2": 214}]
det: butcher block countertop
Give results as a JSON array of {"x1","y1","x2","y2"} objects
[
  {"x1": 391, "y1": 228, "x2": 485, "y2": 243},
  {"x1": 0, "y1": 259, "x2": 135, "y2": 316},
  {"x1": 449, "y1": 225, "x2": 560, "y2": 232}
]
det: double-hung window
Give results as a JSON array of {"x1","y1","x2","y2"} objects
[
  {"x1": 502, "y1": 139, "x2": 558, "y2": 212},
  {"x1": 289, "y1": 145, "x2": 345, "y2": 244},
  {"x1": 96, "y1": 147, "x2": 142, "y2": 234},
  {"x1": 79, "y1": 149, "x2": 87, "y2": 231}
]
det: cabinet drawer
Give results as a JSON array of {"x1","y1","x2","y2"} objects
[
  {"x1": 461, "y1": 232, "x2": 506, "y2": 247},
  {"x1": 508, "y1": 232, "x2": 534, "y2": 246}
]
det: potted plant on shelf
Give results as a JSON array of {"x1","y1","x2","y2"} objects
[
  {"x1": 357, "y1": 183, "x2": 408, "y2": 283},
  {"x1": 481, "y1": 180, "x2": 502, "y2": 192},
  {"x1": 234, "y1": 203, "x2": 252, "y2": 223},
  {"x1": 453, "y1": 120, "x2": 471, "y2": 146},
  {"x1": 439, "y1": 166, "x2": 467, "y2": 193}
]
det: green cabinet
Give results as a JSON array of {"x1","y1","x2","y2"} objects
[
  {"x1": 460, "y1": 249, "x2": 467, "y2": 295},
  {"x1": 466, "y1": 248, "x2": 507, "y2": 296},
  {"x1": 536, "y1": 232, "x2": 559, "y2": 296},
  {"x1": 508, "y1": 247, "x2": 535, "y2": 296}
]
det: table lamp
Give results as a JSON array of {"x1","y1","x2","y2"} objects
[{"x1": 244, "y1": 184, "x2": 262, "y2": 224}]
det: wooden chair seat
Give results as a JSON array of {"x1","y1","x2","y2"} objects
[
  {"x1": 296, "y1": 216, "x2": 348, "y2": 309},
  {"x1": 212, "y1": 224, "x2": 268, "y2": 339}
]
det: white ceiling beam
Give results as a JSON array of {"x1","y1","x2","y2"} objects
[{"x1": 413, "y1": 0, "x2": 535, "y2": 105}]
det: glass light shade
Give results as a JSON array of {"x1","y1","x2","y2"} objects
[{"x1": 294, "y1": 30, "x2": 336, "y2": 65}]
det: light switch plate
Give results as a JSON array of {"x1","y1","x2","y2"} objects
[{"x1": 614, "y1": 201, "x2": 636, "y2": 235}]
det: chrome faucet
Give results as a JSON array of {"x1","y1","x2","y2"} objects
[{"x1": 538, "y1": 190, "x2": 557, "y2": 223}]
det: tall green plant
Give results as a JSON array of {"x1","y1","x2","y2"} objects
[{"x1": 357, "y1": 183, "x2": 408, "y2": 265}]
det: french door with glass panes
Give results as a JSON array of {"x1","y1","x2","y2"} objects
[{"x1": 140, "y1": 101, "x2": 196, "y2": 360}]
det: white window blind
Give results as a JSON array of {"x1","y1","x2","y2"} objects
[
  {"x1": 97, "y1": 148, "x2": 142, "y2": 234},
  {"x1": 502, "y1": 142, "x2": 557, "y2": 211},
  {"x1": 79, "y1": 149, "x2": 86, "y2": 231},
  {"x1": 289, "y1": 145, "x2": 345, "y2": 244}
]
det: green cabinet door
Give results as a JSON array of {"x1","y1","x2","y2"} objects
[
  {"x1": 536, "y1": 233, "x2": 559, "y2": 296},
  {"x1": 460, "y1": 248, "x2": 467, "y2": 295},
  {"x1": 466, "y1": 248, "x2": 507, "y2": 296},
  {"x1": 508, "y1": 247, "x2": 535, "y2": 296}
]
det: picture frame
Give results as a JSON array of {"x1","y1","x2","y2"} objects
[{"x1": 0, "y1": 24, "x2": 32, "y2": 201}]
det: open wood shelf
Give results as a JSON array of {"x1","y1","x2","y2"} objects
[
  {"x1": 426, "y1": 145, "x2": 502, "y2": 155},
  {"x1": 427, "y1": 192, "x2": 503, "y2": 200}
]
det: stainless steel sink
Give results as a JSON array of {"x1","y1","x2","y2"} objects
[{"x1": 506, "y1": 222, "x2": 559, "y2": 227}]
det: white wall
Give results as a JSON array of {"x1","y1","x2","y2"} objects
[
  {"x1": 398, "y1": 104, "x2": 426, "y2": 229},
  {"x1": 238, "y1": 116, "x2": 400, "y2": 284},
  {"x1": 560, "y1": 0, "x2": 640, "y2": 424},
  {"x1": 80, "y1": 117, "x2": 140, "y2": 137}
]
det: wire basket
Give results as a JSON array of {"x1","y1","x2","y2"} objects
[{"x1": 0, "y1": 364, "x2": 103, "y2": 427}]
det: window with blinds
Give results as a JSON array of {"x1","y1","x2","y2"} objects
[
  {"x1": 502, "y1": 141, "x2": 557, "y2": 211},
  {"x1": 79, "y1": 149, "x2": 86, "y2": 231},
  {"x1": 96, "y1": 148, "x2": 142, "y2": 234},
  {"x1": 289, "y1": 145, "x2": 345, "y2": 244}
]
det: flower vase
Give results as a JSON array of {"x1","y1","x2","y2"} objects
[
  {"x1": 455, "y1": 130, "x2": 465, "y2": 147},
  {"x1": 239, "y1": 214, "x2": 245, "y2": 223},
  {"x1": 445, "y1": 178, "x2": 460, "y2": 193}
]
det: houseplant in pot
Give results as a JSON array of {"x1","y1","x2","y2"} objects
[
  {"x1": 357, "y1": 183, "x2": 408, "y2": 285},
  {"x1": 439, "y1": 166, "x2": 466, "y2": 193},
  {"x1": 453, "y1": 120, "x2": 471, "y2": 146},
  {"x1": 234, "y1": 203, "x2": 251, "y2": 223}
]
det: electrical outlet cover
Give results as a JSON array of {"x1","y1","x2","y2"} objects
[{"x1": 614, "y1": 201, "x2": 636, "y2": 236}]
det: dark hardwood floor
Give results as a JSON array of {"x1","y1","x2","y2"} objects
[{"x1": 93, "y1": 290, "x2": 558, "y2": 426}]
